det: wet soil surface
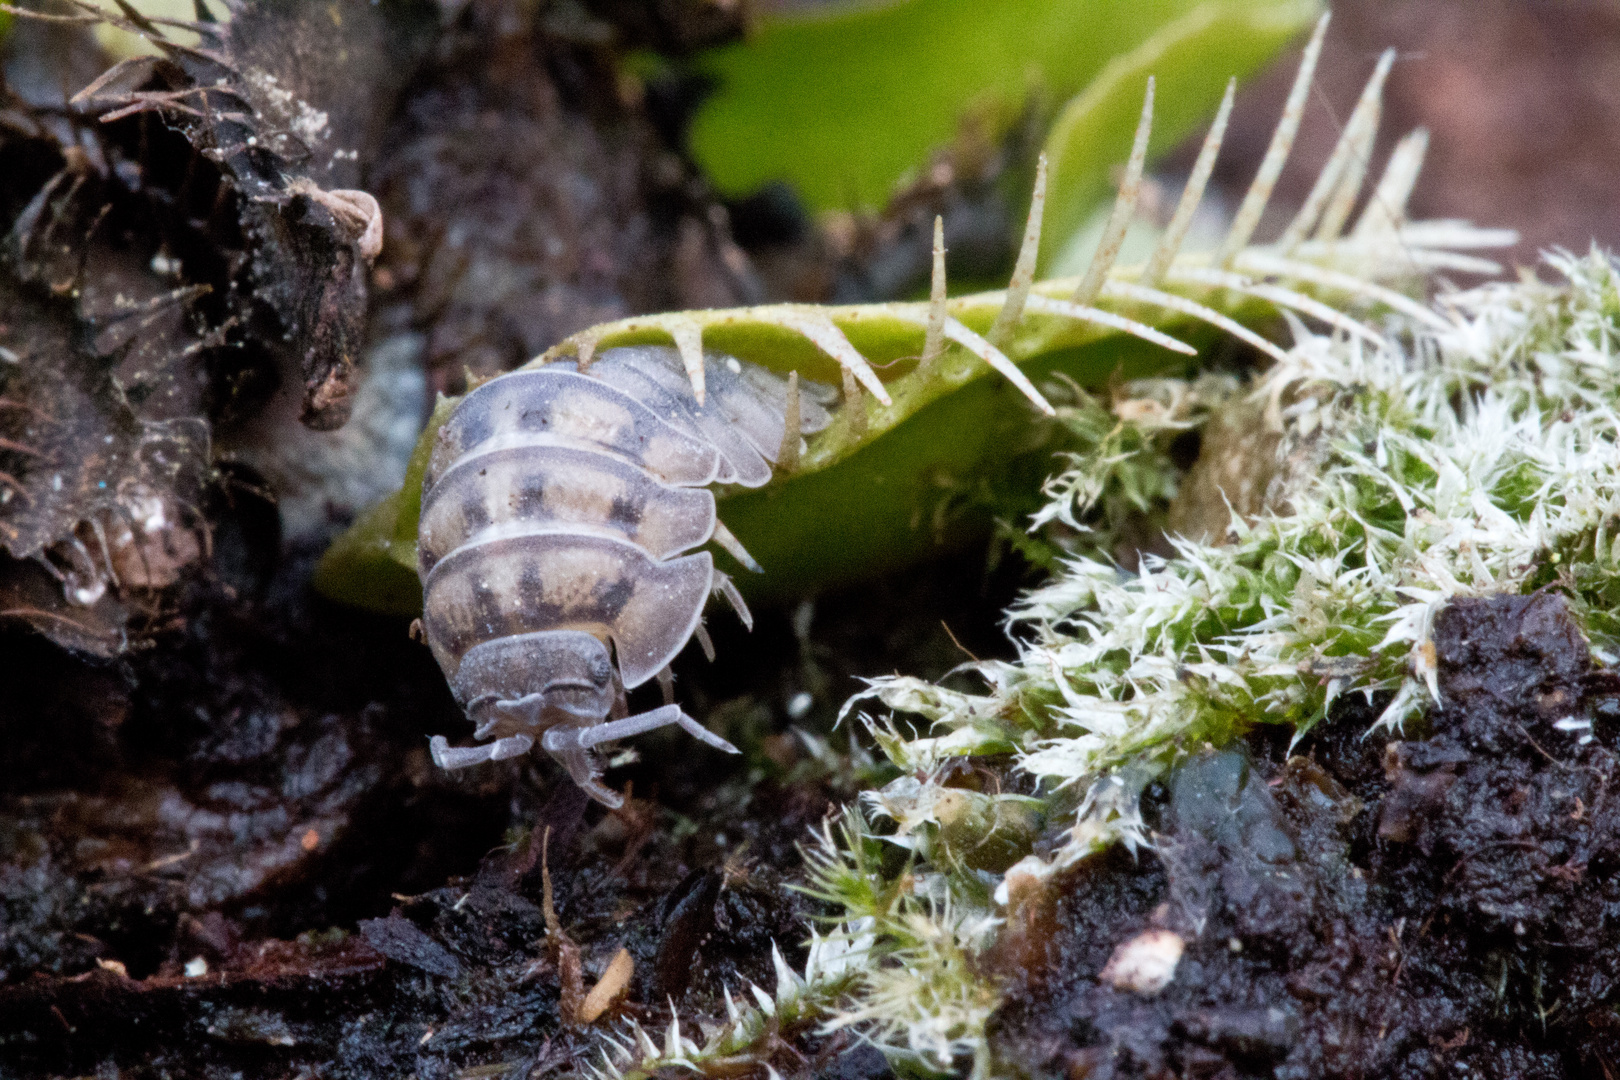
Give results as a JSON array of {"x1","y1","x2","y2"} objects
[
  {"x1": 0, "y1": 520, "x2": 1017, "y2": 1078},
  {"x1": 0, "y1": 2, "x2": 1023, "y2": 1073},
  {"x1": 990, "y1": 592, "x2": 1620, "y2": 1079}
]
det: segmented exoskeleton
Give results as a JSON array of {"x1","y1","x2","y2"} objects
[{"x1": 418, "y1": 345, "x2": 833, "y2": 805}]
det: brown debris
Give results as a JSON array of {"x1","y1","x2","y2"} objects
[
  {"x1": 541, "y1": 827, "x2": 587, "y2": 1025},
  {"x1": 579, "y1": 946, "x2": 633, "y2": 1024},
  {"x1": 371, "y1": 0, "x2": 758, "y2": 398},
  {"x1": 63, "y1": 0, "x2": 431, "y2": 430}
]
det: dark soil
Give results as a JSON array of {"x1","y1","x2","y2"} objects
[
  {"x1": 990, "y1": 592, "x2": 1620, "y2": 1079},
  {"x1": 0, "y1": 3, "x2": 1023, "y2": 1074}
]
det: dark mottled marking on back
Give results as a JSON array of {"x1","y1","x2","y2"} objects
[
  {"x1": 471, "y1": 576, "x2": 503, "y2": 633},
  {"x1": 513, "y1": 475, "x2": 546, "y2": 516},
  {"x1": 516, "y1": 558, "x2": 568, "y2": 628},
  {"x1": 460, "y1": 491, "x2": 491, "y2": 534},
  {"x1": 607, "y1": 493, "x2": 643, "y2": 530},
  {"x1": 450, "y1": 393, "x2": 494, "y2": 454},
  {"x1": 517, "y1": 559, "x2": 544, "y2": 604},
  {"x1": 591, "y1": 575, "x2": 635, "y2": 621},
  {"x1": 515, "y1": 403, "x2": 552, "y2": 433}
]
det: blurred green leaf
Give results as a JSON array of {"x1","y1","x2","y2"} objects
[
  {"x1": 1038, "y1": 0, "x2": 1318, "y2": 274},
  {"x1": 689, "y1": 0, "x2": 1315, "y2": 213}
]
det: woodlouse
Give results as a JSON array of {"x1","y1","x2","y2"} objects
[{"x1": 418, "y1": 344, "x2": 833, "y2": 805}]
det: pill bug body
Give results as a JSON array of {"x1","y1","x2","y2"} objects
[{"x1": 418, "y1": 345, "x2": 832, "y2": 805}]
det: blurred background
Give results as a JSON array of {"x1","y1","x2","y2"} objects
[{"x1": 1198, "y1": 0, "x2": 1620, "y2": 266}]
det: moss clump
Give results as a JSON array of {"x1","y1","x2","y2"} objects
[{"x1": 820, "y1": 249, "x2": 1620, "y2": 1072}]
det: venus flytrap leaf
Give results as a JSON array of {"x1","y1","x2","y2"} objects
[
  {"x1": 321, "y1": 14, "x2": 1504, "y2": 613},
  {"x1": 1217, "y1": 10, "x2": 1329, "y2": 263},
  {"x1": 1143, "y1": 76, "x2": 1235, "y2": 287}
]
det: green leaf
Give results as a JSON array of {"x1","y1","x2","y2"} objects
[
  {"x1": 310, "y1": 279, "x2": 1279, "y2": 614},
  {"x1": 1037, "y1": 0, "x2": 1318, "y2": 274},
  {"x1": 689, "y1": 0, "x2": 1317, "y2": 213},
  {"x1": 718, "y1": 335, "x2": 1190, "y2": 600},
  {"x1": 311, "y1": 395, "x2": 454, "y2": 617},
  {"x1": 314, "y1": 17, "x2": 1500, "y2": 617}
]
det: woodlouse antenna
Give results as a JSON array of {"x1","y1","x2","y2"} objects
[
  {"x1": 1072, "y1": 77, "x2": 1154, "y2": 308},
  {"x1": 1141, "y1": 78, "x2": 1235, "y2": 288},
  {"x1": 988, "y1": 152, "x2": 1047, "y2": 346},
  {"x1": 920, "y1": 215, "x2": 947, "y2": 371},
  {"x1": 1217, "y1": 11, "x2": 1331, "y2": 265},
  {"x1": 1280, "y1": 48, "x2": 1395, "y2": 252}
]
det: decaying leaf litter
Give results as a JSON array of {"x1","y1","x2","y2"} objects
[{"x1": 3, "y1": 0, "x2": 1619, "y2": 1078}]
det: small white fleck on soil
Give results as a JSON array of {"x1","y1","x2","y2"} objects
[{"x1": 1099, "y1": 929, "x2": 1185, "y2": 995}]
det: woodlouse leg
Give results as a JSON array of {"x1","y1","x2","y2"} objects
[
  {"x1": 711, "y1": 521, "x2": 761, "y2": 573},
  {"x1": 694, "y1": 622, "x2": 716, "y2": 661},
  {"x1": 544, "y1": 705, "x2": 738, "y2": 755},
  {"x1": 610, "y1": 667, "x2": 629, "y2": 721},
  {"x1": 712, "y1": 571, "x2": 753, "y2": 631},
  {"x1": 655, "y1": 666, "x2": 675, "y2": 706},
  {"x1": 543, "y1": 742, "x2": 621, "y2": 808},
  {"x1": 429, "y1": 733, "x2": 534, "y2": 769}
]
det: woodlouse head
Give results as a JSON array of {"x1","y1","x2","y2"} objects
[{"x1": 451, "y1": 629, "x2": 616, "y2": 738}]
